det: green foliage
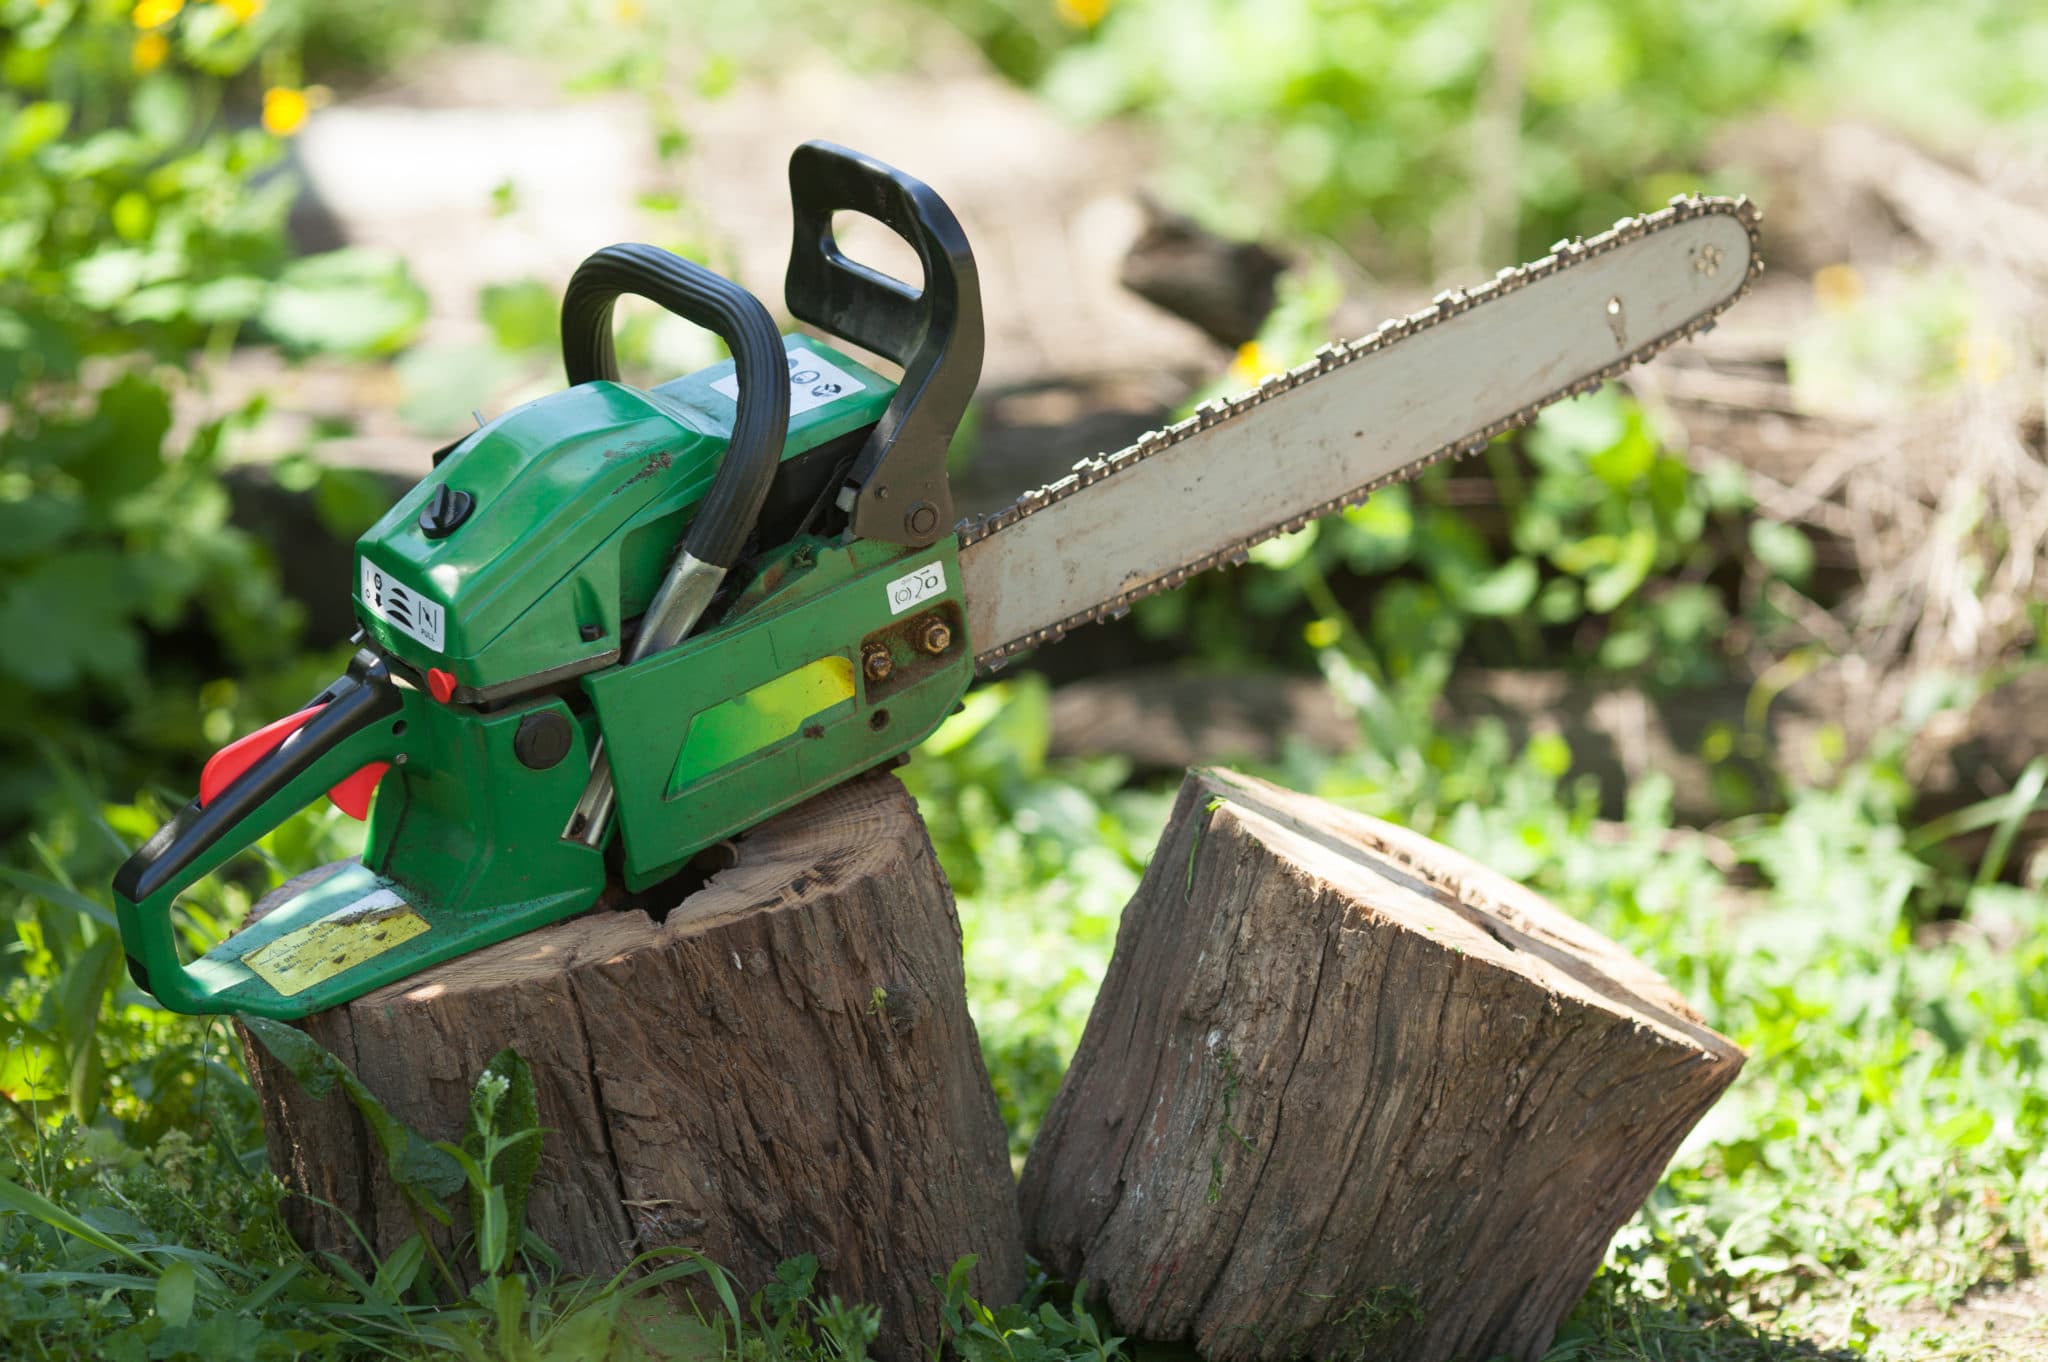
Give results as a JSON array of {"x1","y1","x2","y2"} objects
[
  {"x1": 261, "y1": 247, "x2": 428, "y2": 358},
  {"x1": 898, "y1": 679, "x2": 1165, "y2": 1154},
  {"x1": 0, "y1": 0, "x2": 424, "y2": 1280},
  {"x1": 462, "y1": 1049, "x2": 543, "y2": 1278},
  {"x1": 0, "y1": 0, "x2": 426, "y2": 822},
  {"x1": 1011, "y1": 0, "x2": 2048, "y2": 273},
  {"x1": 937, "y1": 1258, "x2": 1123, "y2": 1362}
]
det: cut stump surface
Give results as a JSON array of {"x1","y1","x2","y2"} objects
[
  {"x1": 242, "y1": 769, "x2": 1022, "y2": 1360},
  {"x1": 1020, "y1": 768, "x2": 1743, "y2": 1362}
]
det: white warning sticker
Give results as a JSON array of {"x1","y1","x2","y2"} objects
[
  {"x1": 360, "y1": 558, "x2": 446, "y2": 652},
  {"x1": 712, "y1": 347, "x2": 867, "y2": 417},
  {"x1": 885, "y1": 560, "x2": 946, "y2": 615}
]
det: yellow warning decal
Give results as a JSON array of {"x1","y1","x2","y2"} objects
[{"x1": 243, "y1": 891, "x2": 429, "y2": 997}]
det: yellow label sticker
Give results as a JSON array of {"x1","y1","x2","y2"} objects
[{"x1": 243, "y1": 890, "x2": 429, "y2": 997}]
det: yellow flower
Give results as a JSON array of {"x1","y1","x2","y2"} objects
[
  {"x1": 262, "y1": 86, "x2": 310, "y2": 137},
  {"x1": 218, "y1": 0, "x2": 264, "y2": 20},
  {"x1": 131, "y1": 0, "x2": 184, "y2": 29},
  {"x1": 131, "y1": 31, "x2": 169, "y2": 72},
  {"x1": 1055, "y1": 0, "x2": 1112, "y2": 28},
  {"x1": 1811, "y1": 263, "x2": 1862, "y2": 314},
  {"x1": 614, "y1": 0, "x2": 643, "y2": 20},
  {"x1": 1228, "y1": 340, "x2": 1282, "y2": 387}
]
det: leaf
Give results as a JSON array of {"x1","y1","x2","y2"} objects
[
  {"x1": 1586, "y1": 415, "x2": 1657, "y2": 489},
  {"x1": 80, "y1": 373, "x2": 173, "y2": 506},
  {"x1": 188, "y1": 276, "x2": 268, "y2": 324},
  {"x1": 764, "y1": 1253, "x2": 818, "y2": 1317},
  {"x1": 0, "y1": 550, "x2": 144, "y2": 691},
  {"x1": 130, "y1": 75, "x2": 194, "y2": 148},
  {"x1": 260, "y1": 248, "x2": 428, "y2": 357},
  {"x1": 1750, "y1": 519, "x2": 1815, "y2": 586},
  {"x1": 0, "y1": 494, "x2": 85, "y2": 562},
  {"x1": 480, "y1": 279, "x2": 560, "y2": 354},
  {"x1": 53, "y1": 933, "x2": 123, "y2": 1123},
  {"x1": 1527, "y1": 732, "x2": 1573, "y2": 779},
  {"x1": 491, "y1": 1270, "x2": 528, "y2": 1346},
  {"x1": 1441, "y1": 556, "x2": 1538, "y2": 617},
  {"x1": 238, "y1": 1015, "x2": 341, "y2": 1101},
  {"x1": 478, "y1": 1185, "x2": 511, "y2": 1276},
  {"x1": 241, "y1": 1016, "x2": 464, "y2": 1210},
  {"x1": 1977, "y1": 758, "x2": 2048, "y2": 887},
  {"x1": 1248, "y1": 525, "x2": 1316, "y2": 570},
  {"x1": 0, "y1": 1035, "x2": 65, "y2": 1103},
  {"x1": 537, "y1": 1299, "x2": 615, "y2": 1360},
  {"x1": 1934, "y1": 1107, "x2": 1994, "y2": 1148},
  {"x1": 236, "y1": 1261, "x2": 307, "y2": 1314},
  {"x1": 1584, "y1": 526, "x2": 1658, "y2": 612},
  {"x1": 6, "y1": 101, "x2": 71, "y2": 162},
  {"x1": 1526, "y1": 388, "x2": 1627, "y2": 472},
  {"x1": 1338, "y1": 484, "x2": 1413, "y2": 573},
  {"x1": 395, "y1": 342, "x2": 523, "y2": 432},
  {"x1": 156, "y1": 1260, "x2": 196, "y2": 1327},
  {"x1": 68, "y1": 249, "x2": 153, "y2": 309},
  {"x1": 0, "y1": 1176, "x2": 157, "y2": 1271},
  {"x1": 371, "y1": 1233, "x2": 426, "y2": 1304}
]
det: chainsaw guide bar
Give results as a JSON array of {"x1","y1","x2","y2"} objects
[{"x1": 959, "y1": 195, "x2": 1762, "y2": 668}]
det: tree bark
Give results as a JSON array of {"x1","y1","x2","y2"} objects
[
  {"x1": 1020, "y1": 768, "x2": 1743, "y2": 1362},
  {"x1": 242, "y1": 769, "x2": 1022, "y2": 1360}
]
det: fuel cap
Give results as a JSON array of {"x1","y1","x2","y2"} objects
[
  {"x1": 418, "y1": 485, "x2": 474, "y2": 539},
  {"x1": 513, "y1": 711, "x2": 575, "y2": 770}
]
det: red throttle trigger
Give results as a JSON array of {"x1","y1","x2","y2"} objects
[
  {"x1": 197, "y1": 704, "x2": 393, "y2": 822},
  {"x1": 326, "y1": 761, "x2": 392, "y2": 820}
]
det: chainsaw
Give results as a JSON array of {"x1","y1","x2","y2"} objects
[{"x1": 113, "y1": 141, "x2": 1760, "y2": 1018}]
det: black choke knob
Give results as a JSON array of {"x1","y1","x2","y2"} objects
[{"x1": 418, "y1": 485, "x2": 475, "y2": 539}]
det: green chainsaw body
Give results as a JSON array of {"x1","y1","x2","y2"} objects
[{"x1": 115, "y1": 142, "x2": 985, "y2": 1017}]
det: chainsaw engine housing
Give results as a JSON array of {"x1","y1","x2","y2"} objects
[
  {"x1": 115, "y1": 142, "x2": 989, "y2": 1018},
  {"x1": 355, "y1": 338, "x2": 894, "y2": 703}
]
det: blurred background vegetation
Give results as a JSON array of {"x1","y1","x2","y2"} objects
[{"x1": 2, "y1": 0, "x2": 2046, "y2": 1357}]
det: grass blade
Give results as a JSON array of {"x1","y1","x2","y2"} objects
[
  {"x1": 1977, "y1": 758, "x2": 2048, "y2": 887},
  {"x1": 0, "y1": 1175, "x2": 157, "y2": 1272},
  {"x1": 0, "y1": 866, "x2": 118, "y2": 929}
]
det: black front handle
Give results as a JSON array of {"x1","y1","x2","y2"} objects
[
  {"x1": 785, "y1": 141, "x2": 984, "y2": 547},
  {"x1": 560, "y1": 244, "x2": 791, "y2": 570}
]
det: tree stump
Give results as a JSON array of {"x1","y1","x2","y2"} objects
[
  {"x1": 1020, "y1": 769, "x2": 1743, "y2": 1362},
  {"x1": 242, "y1": 769, "x2": 1023, "y2": 1359}
]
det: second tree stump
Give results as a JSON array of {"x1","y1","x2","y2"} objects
[
  {"x1": 1020, "y1": 769, "x2": 1743, "y2": 1362},
  {"x1": 242, "y1": 769, "x2": 1022, "y2": 1360}
]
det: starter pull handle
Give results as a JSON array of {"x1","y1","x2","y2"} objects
[
  {"x1": 559, "y1": 245, "x2": 791, "y2": 570},
  {"x1": 784, "y1": 140, "x2": 984, "y2": 547}
]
